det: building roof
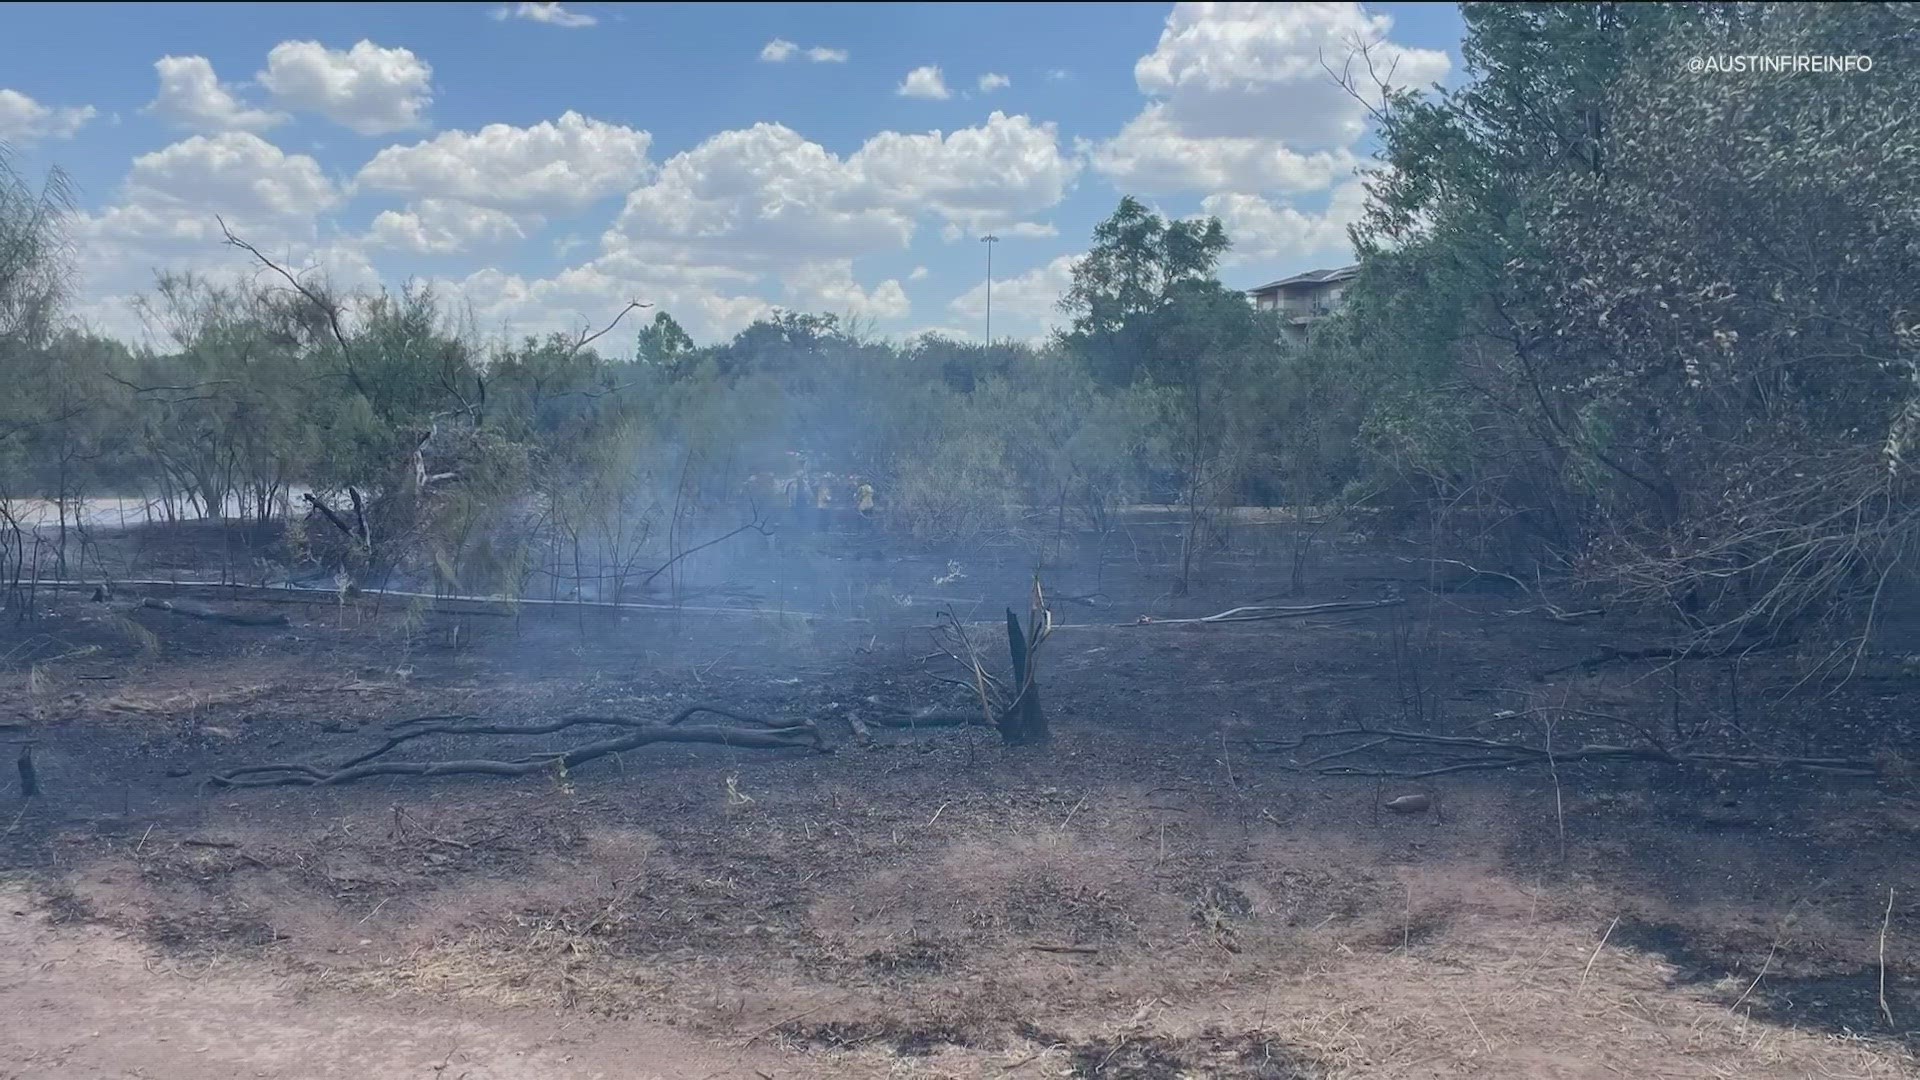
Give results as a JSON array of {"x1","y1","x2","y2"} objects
[{"x1": 1246, "y1": 264, "x2": 1361, "y2": 294}]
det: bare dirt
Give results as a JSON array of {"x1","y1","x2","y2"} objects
[{"x1": 3, "y1": 519, "x2": 1918, "y2": 1078}]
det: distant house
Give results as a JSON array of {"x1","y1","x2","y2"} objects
[{"x1": 1246, "y1": 264, "x2": 1359, "y2": 344}]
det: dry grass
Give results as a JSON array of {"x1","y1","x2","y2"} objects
[
  {"x1": 180, "y1": 824, "x2": 1914, "y2": 1079},
  {"x1": 97, "y1": 681, "x2": 274, "y2": 718},
  {"x1": 1244, "y1": 918, "x2": 1910, "y2": 1079}
]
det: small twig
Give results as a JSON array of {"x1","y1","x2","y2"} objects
[
  {"x1": 740, "y1": 997, "x2": 839, "y2": 1047},
  {"x1": 924, "y1": 800, "x2": 951, "y2": 828},
  {"x1": 1058, "y1": 792, "x2": 1088, "y2": 833},
  {"x1": 1729, "y1": 941, "x2": 1779, "y2": 1016},
  {"x1": 1544, "y1": 717, "x2": 1566, "y2": 863},
  {"x1": 1248, "y1": 726, "x2": 1881, "y2": 779},
  {"x1": 1002, "y1": 1043, "x2": 1063, "y2": 1071},
  {"x1": 1577, "y1": 916, "x2": 1619, "y2": 997},
  {"x1": 1449, "y1": 984, "x2": 1494, "y2": 1054},
  {"x1": 1027, "y1": 944, "x2": 1100, "y2": 955},
  {"x1": 1880, "y1": 887, "x2": 1897, "y2": 1029},
  {"x1": 1102, "y1": 598, "x2": 1405, "y2": 629}
]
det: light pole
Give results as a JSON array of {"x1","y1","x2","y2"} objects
[{"x1": 980, "y1": 233, "x2": 999, "y2": 344}]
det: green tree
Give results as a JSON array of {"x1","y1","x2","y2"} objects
[
  {"x1": 1334, "y1": 0, "x2": 1920, "y2": 653},
  {"x1": 1060, "y1": 196, "x2": 1232, "y2": 388},
  {"x1": 635, "y1": 310, "x2": 695, "y2": 367},
  {"x1": 1059, "y1": 197, "x2": 1289, "y2": 590}
]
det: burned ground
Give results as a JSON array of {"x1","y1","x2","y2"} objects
[{"x1": 3, "y1": 519, "x2": 1919, "y2": 1078}]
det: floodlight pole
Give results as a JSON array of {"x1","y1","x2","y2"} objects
[{"x1": 981, "y1": 233, "x2": 1000, "y2": 344}]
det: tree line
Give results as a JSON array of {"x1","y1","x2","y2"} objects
[{"x1": 3, "y1": 2, "x2": 1914, "y2": 663}]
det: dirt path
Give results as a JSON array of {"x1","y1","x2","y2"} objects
[{"x1": 0, "y1": 884, "x2": 858, "y2": 1080}]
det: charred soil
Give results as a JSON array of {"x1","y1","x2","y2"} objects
[{"x1": 3, "y1": 521, "x2": 1918, "y2": 1078}]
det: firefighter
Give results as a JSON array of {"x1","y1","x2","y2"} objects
[
  {"x1": 855, "y1": 478, "x2": 876, "y2": 534},
  {"x1": 786, "y1": 468, "x2": 808, "y2": 532},
  {"x1": 814, "y1": 474, "x2": 834, "y2": 532}
]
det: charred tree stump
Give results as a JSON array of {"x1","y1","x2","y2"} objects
[
  {"x1": 17, "y1": 744, "x2": 38, "y2": 799},
  {"x1": 1002, "y1": 606, "x2": 1049, "y2": 747},
  {"x1": 928, "y1": 578, "x2": 1054, "y2": 746}
]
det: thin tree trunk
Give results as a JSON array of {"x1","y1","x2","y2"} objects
[{"x1": 1003, "y1": 607, "x2": 1048, "y2": 746}]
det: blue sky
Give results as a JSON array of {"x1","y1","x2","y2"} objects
[{"x1": 0, "y1": 2, "x2": 1465, "y2": 346}]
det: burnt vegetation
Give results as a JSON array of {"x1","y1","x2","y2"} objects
[{"x1": 3, "y1": 4, "x2": 1920, "y2": 1076}]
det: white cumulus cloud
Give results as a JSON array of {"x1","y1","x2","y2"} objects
[
  {"x1": 438, "y1": 262, "x2": 773, "y2": 346},
  {"x1": 66, "y1": 133, "x2": 365, "y2": 339},
  {"x1": 784, "y1": 261, "x2": 910, "y2": 321},
  {"x1": 761, "y1": 39, "x2": 848, "y2": 63},
  {"x1": 467, "y1": 111, "x2": 1078, "y2": 345},
  {"x1": 356, "y1": 111, "x2": 652, "y2": 210},
  {"x1": 848, "y1": 111, "x2": 1079, "y2": 232},
  {"x1": 493, "y1": 2, "x2": 596, "y2": 27},
  {"x1": 897, "y1": 65, "x2": 951, "y2": 100},
  {"x1": 369, "y1": 199, "x2": 531, "y2": 255},
  {"x1": 602, "y1": 112, "x2": 1077, "y2": 270},
  {"x1": 144, "y1": 57, "x2": 286, "y2": 133},
  {"x1": 1135, "y1": 1, "x2": 1449, "y2": 148},
  {"x1": 1202, "y1": 180, "x2": 1366, "y2": 265},
  {"x1": 1093, "y1": 104, "x2": 1357, "y2": 195},
  {"x1": 0, "y1": 89, "x2": 96, "y2": 142},
  {"x1": 949, "y1": 253, "x2": 1080, "y2": 341},
  {"x1": 1095, "y1": 3, "x2": 1446, "y2": 196},
  {"x1": 260, "y1": 39, "x2": 433, "y2": 135},
  {"x1": 120, "y1": 131, "x2": 340, "y2": 220},
  {"x1": 978, "y1": 72, "x2": 1010, "y2": 92},
  {"x1": 608, "y1": 123, "x2": 915, "y2": 270}
]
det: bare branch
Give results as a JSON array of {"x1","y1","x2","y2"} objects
[
  {"x1": 569, "y1": 299, "x2": 652, "y2": 357},
  {"x1": 637, "y1": 512, "x2": 772, "y2": 591},
  {"x1": 102, "y1": 372, "x2": 238, "y2": 395},
  {"x1": 218, "y1": 217, "x2": 366, "y2": 397}
]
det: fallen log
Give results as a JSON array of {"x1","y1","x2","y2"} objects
[
  {"x1": 137, "y1": 597, "x2": 289, "y2": 627},
  {"x1": 212, "y1": 704, "x2": 824, "y2": 788}
]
